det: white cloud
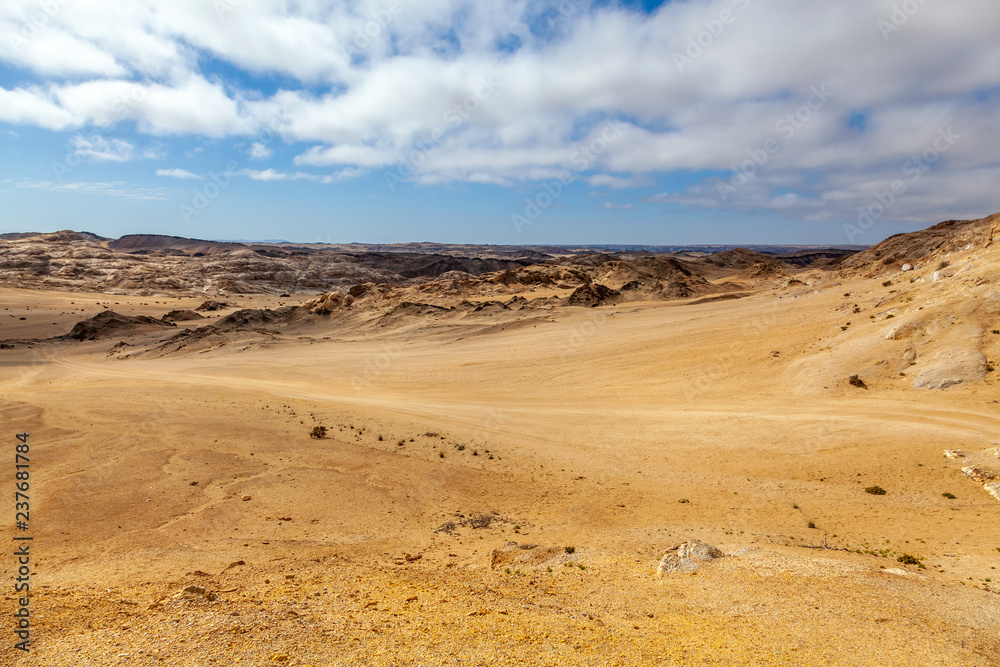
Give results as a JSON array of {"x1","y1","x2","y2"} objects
[
  {"x1": 156, "y1": 168, "x2": 201, "y2": 179},
  {"x1": 247, "y1": 142, "x2": 272, "y2": 159},
  {"x1": 588, "y1": 174, "x2": 651, "y2": 189},
  {"x1": 243, "y1": 167, "x2": 364, "y2": 184},
  {"x1": 69, "y1": 134, "x2": 162, "y2": 162},
  {"x1": 16, "y1": 179, "x2": 173, "y2": 200},
  {"x1": 243, "y1": 168, "x2": 287, "y2": 182},
  {"x1": 0, "y1": 86, "x2": 81, "y2": 130},
  {"x1": 0, "y1": 0, "x2": 998, "y2": 225}
]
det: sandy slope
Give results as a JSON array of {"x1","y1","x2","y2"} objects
[{"x1": 1, "y1": 251, "x2": 999, "y2": 664}]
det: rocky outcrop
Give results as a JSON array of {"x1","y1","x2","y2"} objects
[
  {"x1": 656, "y1": 540, "x2": 724, "y2": 575},
  {"x1": 161, "y1": 310, "x2": 205, "y2": 322},
  {"x1": 566, "y1": 283, "x2": 621, "y2": 307},
  {"x1": 63, "y1": 311, "x2": 175, "y2": 341},
  {"x1": 838, "y1": 212, "x2": 1000, "y2": 276},
  {"x1": 195, "y1": 300, "x2": 230, "y2": 311},
  {"x1": 912, "y1": 349, "x2": 987, "y2": 389}
]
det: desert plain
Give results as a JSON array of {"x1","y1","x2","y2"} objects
[{"x1": 1, "y1": 217, "x2": 1000, "y2": 665}]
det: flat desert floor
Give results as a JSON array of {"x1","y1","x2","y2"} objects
[{"x1": 2, "y1": 277, "x2": 999, "y2": 665}]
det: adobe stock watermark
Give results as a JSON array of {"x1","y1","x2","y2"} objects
[
  {"x1": 350, "y1": 342, "x2": 403, "y2": 393},
  {"x1": 673, "y1": 0, "x2": 753, "y2": 73},
  {"x1": 383, "y1": 75, "x2": 501, "y2": 191},
  {"x1": 511, "y1": 119, "x2": 626, "y2": 234},
  {"x1": 556, "y1": 311, "x2": 604, "y2": 363},
  {"x1": 343, "y1": 0, "x2": 403, "y2": 57},
  {"x1": 717, "y1": 84, "x2": 833, "y2": 202},
  {"x1": 51, "y1": 86, "x2": 148, "y2": 182},
  {"x1": 179, "y1": 112, "x2": 287, "y2": 224},
  {"x1": 682, "y1": 298, "x2": 782, "y2": 401},
  {"x1": 878, "y1": 0, "x2": 933, "y2": 41},
  {"x1": 6, "y1": 0, "x2": 72, "y2": 51},
  {"x1": 213, "y1": 0, "x2": 243, "y2": 19},
  {"x1": 843, "y1": 120, "x2": 960, "y2": 243},
  {"x1": 537, "y1": 0, "x2": 586, "y2": 30}
]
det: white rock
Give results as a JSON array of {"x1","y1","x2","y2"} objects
[
  {"x1": 882, "y1": 568, "x2": 915, "y2": 577},
  {"x1": 882, "y1": 321, "x2": 921, "y2": 340},
  {"x1": 912, "y1": 349, "x2": 987, "y2": 389},
  {"x1": 984, "y1": 482, "x2": 1000, "y2": 502},
  {"x1": 901, "y1": 264, "x2": 913, "y2": 272},
  {"x1": 961, "y1": 465, "x2": 996, "y2": 482},
  {"x1": 657, "y1": 540, "x2": 724, "y2": 576}
]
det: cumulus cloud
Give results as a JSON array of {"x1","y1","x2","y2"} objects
[
  {"x1": 0, "y1": 0, "x2": 998, "y2": 225},
  {"x1": 156, "y1": 168, "x2": 201, "y2": 179},
  {"x1": 247, "y1": 142, "x2": 272, "y2": 159}
]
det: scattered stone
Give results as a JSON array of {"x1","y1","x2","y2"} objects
[
  {"x1": 944, "y1": 450, "x2": 966, "y2": 460},
  {"x1": 177, "y1": 585, "x2": 217, "y2": 601},
  {"x1": 848, "y1": 374, "x2": 868, "y2": 389},
  {"x1": 656, "y1": 540, "x2": 724, "y2": 576},
  {"x1": 241, "y1": 494, "x2": 252, "y2": 501},
  {"x1": 901, "y1": 264, "x2": 913, "y2": 272}
]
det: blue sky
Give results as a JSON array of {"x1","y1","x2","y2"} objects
[{"x1": 1, "y1": 0, "x2": 998, "y2": 245}]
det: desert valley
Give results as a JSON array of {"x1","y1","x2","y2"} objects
[{"x1": 1, "y1": 214, "x2": 999, "y2": 665}]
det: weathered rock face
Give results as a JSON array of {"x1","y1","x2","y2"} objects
[
  {"x1": 195, "y1": 300, "x2": 230, "y2": 311},
  {"x1": 161, "y1": 310, "x2": 205, "y2": 323},
  {"x1": 0, "y1": 234, "x2": 535, "y2": 296},
  {"x1": 838, "y1": 212, "x2": 1000, "y2": 276},
  {"x1": 656, "y1": 540, "x2": 724, "y2": 575},
  {"x1": 985, "y1": 482, "x2": 1000, "y2": 502},
  {"x1": 211, "y1": 307, "x2": 313, "y2": 332},
  {"x1": 566, "y1": 283, "x2": 621, "y2": 307},
  {"x1": 945, "y1": 449, "x2": 1000, "y2": 503},
  {"x1": 63, "y1": 311, "x2": 175, "y2": 341},
  {"x1": 911, "y1": 349, "x2": 987, "y2": 389}
]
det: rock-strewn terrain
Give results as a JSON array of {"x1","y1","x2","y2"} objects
[
  {"x1": 0, "y1": 231, "x2": 850, "y2": 297},
  {"x1": 0, "y1": 232, "x2": 546, "y2": 295},
  {"x1": 2, "y1": 215, "x2": 999, "y2": 666}
]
